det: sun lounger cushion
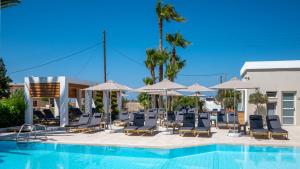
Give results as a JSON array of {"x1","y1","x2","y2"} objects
[
  {"x1": 228, "y1": 112, "x2": 239, "y2": 124},
  {"x1": 119, "y1": 112, "x2": 129, "y2": 121},
  {"x1": 194, "y1": 127, "x2": 210, "y2": 131},
  {"x1": 266, "y1": 115, "x2": 282, "y2": 129},
  {"x1": 138, "y1": 125, "x2": 155, "y2": 130},
  {"x1": 124, "y1": 126, "x2": 138, "y2": 130},
  {"x1": 180, "y1": 127, "x2": 194, "y2": 131},
  {"x1": 249, "y1": 115, "x2": 264, "y2": 130},
  {"x1": 66, "y1": 114, "x2": 90, "y2": 127},
  {"x1": 270, "y1": 128, "x2": 288, "y2": 133},
  {"x1": 251, "y1": 129, "x2": 269, "y2": 133},
  {"x1": 182, "y1": 115, "x2": 195, "y2": 128}
]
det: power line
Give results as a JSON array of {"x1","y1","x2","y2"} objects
[
  {"x1": 9, "y1": 42, "x2": 102, "y2": 75},
  {"x1": 75, "y1": 52, "x2": 96, "y2": 78},
  {"x1": 178, "y1": 73, "x2": 224, "y2": 77},
  {"x1": 106, "y1": 43, "x2": 145, "y2": 67}
]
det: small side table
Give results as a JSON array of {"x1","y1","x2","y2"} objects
[{"x1": 238, "y1": 122, "x2": 248, "y2": 135}]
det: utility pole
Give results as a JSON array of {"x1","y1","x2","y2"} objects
[{"x1": 103, "y1": 31, "x2": 107, "y2": 82}]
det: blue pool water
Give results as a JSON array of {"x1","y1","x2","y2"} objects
[{"x1": 0, "y1": 141, "x2": 300, "y2": 169}]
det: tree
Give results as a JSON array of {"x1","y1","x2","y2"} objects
[
  {"x1": 216, "y1": 89, "x2": 241, "y2": 110},
  {"x1": 0, "y1": 89, "x2": 26, "y2": 127},
  {"x1": 166, "y1": 55, "x2": 186, "y2": 81},
  {"x1": 110, "y1": 91, "x2": 119, "y2": 120},
  {"x1": 166, "y1": 32, "x2": 190, "y2": 68},
  {"x1": 143, "y1": 77, "x2": 154, "y2": 85},
  {"x1": 249, "y1": 91, "x2": 268, "y2": 115},
  {"x1": 0, "y1": 58, "x2": 12, "y2": 98},
  {"x1": 0, "y1": 0, "x2": 20, "y2": 9},
  {"x1": 138, "y1": 93, "x2": 151, "y2": 110},
  {"x1": 156, "y1": 48, "x2": 169, "y2": 81},
  {"x1": 94, "y1": 91, "x2": 104, "y2": 113},
  {"x1": 145, "y1": 49, "x2": 158, "y2": 83},
  {"x1": 156, "y1": 0, "x2": 184, "y2": 81}
]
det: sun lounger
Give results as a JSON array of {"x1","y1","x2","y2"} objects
[
  {"x1": 194, "y1": 112, "x2": 211, "y2": 137},
  {"x1": 124, "y1": 113, "x2": 145, "y2": 135},
  {"x1": 227, "y1": 112, "x2": 239, "y2": 129},
  {"x1": 33, "y1": 110, "x2": 46, "y2": 123},
  {"x1": 179, "y1": 113, "x2": 195, "y2": 136},
  {"x1": 78, "y1": 113, "x2": 103, "y2": 132},
  {"x1": 137, "y1": 114, "x2": 157, "y2": 135},
  {"x1": 164, "y1": 111, "x2": 176, "y2": 126},
  {"x1": 249, "y1": 115, "x2": 270, "y2": 139},
  {"x1": 114, "y1": 112, "x2": 129, "y2": 126},
  {"x1": 176, "y1": 111, "x2": 184, "y2": 124},
  {"x1": 266, "y1": 115, "x2": 288, "y2": 139},
  {"x1": 65, "y1": 113, "x2": 91, "y2": 132},
  {"x1": 217, "y1": 112, "x2": 227, "y2": 128}
]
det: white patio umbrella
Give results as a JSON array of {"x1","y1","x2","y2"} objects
[
  {"x1": 180, "y1": 83, "x2": 214, "y2": 92},
  {"x1": 84, "y1": 80, "x2": 132, "y2": 129},
  {"x1": 142, "y1": 79, "x2": 186, "y2": 114},
  {"x1": 211, "y1": 77, "x2": 258, "y2": 135},
  {"x1": 130, "y1": 85, "x2": 162, "y2": 109},
  {"x1": 161, "y1": 90, "x2": 183, "y2": 111},
  {"x1": 148, "y1": 90, "x2": 183, "y2": 96},
  {"x1": 180, "y1": 83, "x2": 214, "y2": 111}
]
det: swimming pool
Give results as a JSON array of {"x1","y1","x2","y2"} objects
[{"x1": 0, "y1": 141, "x2": 299, "y2": 169}]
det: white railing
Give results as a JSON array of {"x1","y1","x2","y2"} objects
[{"x1": 16, "y1": 124, "x2": 48, "y2": 142}]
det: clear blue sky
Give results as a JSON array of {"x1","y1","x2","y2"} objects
[{"x1": 1, "y1": 0, "x2": 300, "y2": 89}]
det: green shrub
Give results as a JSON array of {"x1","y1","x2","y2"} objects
[{"x1": 0, "y1": 90, "x2": 26, "y2": 128}]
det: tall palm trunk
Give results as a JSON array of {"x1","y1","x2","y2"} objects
[
  {"x1": 150, "y1": 69, "x2": 155, "y2": 83},
  {"x1": 159, "y1": 18, "x2": 163, "y2": 51},
  {"x1": 171, "y1": 46, "x2": 176, "y2": 66},
  {"x1": 158, "y1": 18, "x2": 164, "y2": 82}
]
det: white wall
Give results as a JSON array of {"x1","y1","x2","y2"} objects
[{"x1": 243, "y1": 70, "x2": 300, "y2": 125}]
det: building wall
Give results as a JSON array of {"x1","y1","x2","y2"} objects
[{"x1": 243, "y1": 69, "x2": 300, "y2": 125}]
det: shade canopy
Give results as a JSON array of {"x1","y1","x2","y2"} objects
[
  {"x1": 84, "y1": 80, "x2": 132, "y2": 91},
  {"x1": 148, "y1": 90, "x2": 183, "y2": 96},
  {"x1": 142, "y1": 79, "x2": 186, "y2": 91},
  {"x1": 180, "y1": 83, "x2": 214, "y2": 92},
  {"x1": 210, "y1": 78, "x2": 258, "y2": 90},
  {"x1": 131, "y1": 85, "x2": 162, "y2": 93}
]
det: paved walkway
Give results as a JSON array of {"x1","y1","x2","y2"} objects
[{"x1": 1, "y1": 126, "x2": 299, "y2": 149}]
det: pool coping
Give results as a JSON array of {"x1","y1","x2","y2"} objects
[{"x1": 1, "y1": 139, "x2": 299, "y2": 150}]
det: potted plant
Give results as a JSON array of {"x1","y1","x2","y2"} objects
[{"x1": 248, "y1": 91, "x2": 268, "y2": 115}]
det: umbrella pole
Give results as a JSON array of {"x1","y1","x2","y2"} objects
[
  {"x1": 109, "y1": 91, "x2": 112, "y2": 130},
  {"x1": 196, "y1": 92, "x2": 199, "y2": 112},
  {"x1": 165, "y1": 89, "x2": 168, "y2": 120},
  {"x1": 234, "y1": 89, "x2": 236, "y2": 132}
]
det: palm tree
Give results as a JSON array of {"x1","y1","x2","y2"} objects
[
  {"x1": 143, "y1": 77, "x2": 154, "y2": 85},
  {"x1": 0, "y1": 0, "x2": 20, "y2": 9},
  {"x1": 144, "y1": 49, "x2": 158, "y2": 83},
  {"x1": 166, "y1": 32, "x2": 190, "y2": 67},
  {"x1": 156, "y1": 0, "x2": 184, "y2": 81},
  {"x1": 166, "y1": 55, "x2": 186, "y2": 81},
  {"x1": 156, "y1": 48, "x2": 169, "y2": 81}
]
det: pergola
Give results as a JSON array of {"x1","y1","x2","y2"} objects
[{"x1": 24, "y1": 76, "x2": 96, "y2": 127}]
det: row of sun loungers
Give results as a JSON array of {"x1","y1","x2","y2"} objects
[
  {"x1": 62, "y1": 109, "x2": 288, "y2": 140},
  {"x1": 249, "y1": 115, "x2": 288, "y2": 139}
]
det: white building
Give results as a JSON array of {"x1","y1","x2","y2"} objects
[{"x1": 241, "y1": 60, "x2": 300, "y2": 126}]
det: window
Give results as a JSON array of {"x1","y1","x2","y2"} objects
[
  {"x1": 33, "y1": 101, "x2": 38, "y2": 107},
  {"x1": 266, "y1": 91, "x2": 277, "y2": 98},
  {"x1": 282, "y1": 92, "x2": 295, "y2": 125}
]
